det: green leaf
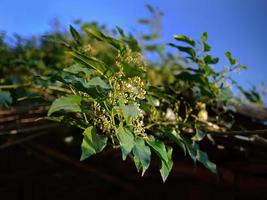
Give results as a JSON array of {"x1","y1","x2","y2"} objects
[
  {"x1": 142, "y1": 34, "x2": 158, "y2": 41},
  {"x1": 174, "y1": 35, "x2": 196, "y2": 46},
  {"x1": 116, "y1": 26, "x2": 141, "y2": 52},
  {"x1": 43, "y1": 35, "x2": 70, "y2": 48},
  {"x1": 70, "y1": 25, "x2": 82, "y2": 45},
  {"x1": 225, "y1": 51, "x2": 238, "y2": 65},
  {"x1": 164, "y1": 129, "x2": 186, "y2": 155},
  {"x1": 201, "y1": 32, "x2": 208, "y2": 42},
  {"x1": 64, "y1": 64, "x2": 92, "y2": 77},
  {"x1": 238, "y1": 64, "x2": 247, "y2": 70},
  {"x1": 146, "y1": 4, "x2": 155, "y2": 13},
  {"x1": 80, "y1": 126, "x2": 108, "y2": 161},
  {"x1": 204, "y1": 55, "x2": 219, "y2": 65},
  {"x1": 48, "y1": 95, "x2": 82, "y2": 116},
  {"x1": 116, "y1": 126, "x2": 134, "y2": 160},
  {"x1": 160, "y1": 146, "x2": 173, "y2": 182},
  {"x1": 133, "y1": 155, "x2": 142, "y2": 172},
  {"x1": 146, "y1": 135, "x2": 168, "y2": 165},
  {"x1": 119, "y1": 101, "x2": 140, "y2": 122},
  {"x1": 133, "y1": 137, "x2": 151, "y2": 175},
  {"x1": 192, "y1": 127, "x2": 206, "y2": 141},
  {"x1": 187, "y1": 142, "x2": 217, "y2": 173},
  {"x1": 201, "y1": 32, "x2": 211, "y2": 52},
  {"x1": 83, "y1": 77, "x2": 110, "y2": 89},
  {"x1": 71, "y1": 51, "x2": 107, "y2": 75},
  {"x1": 85, "y1": 28, "x2": 124, "y2": 50},
  {"x1": 168, "y1": 43, "x2": 196, "y2": 58},
  {"x1": 0, "y1": 89, "x2": 12, "y2": 108},
  {"x1": 116, "y1": 26, "x2": 125, "y2": 37},
  {"x1": 138, "y1": 19, "x2": 150, "y2": 24}
]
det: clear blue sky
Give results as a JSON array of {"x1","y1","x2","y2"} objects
[{"x1": 0, "y1": 0, "x2": 266, "y2": 95}]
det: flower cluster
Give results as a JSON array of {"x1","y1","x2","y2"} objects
[{"x1": 115, "y1": 47, "x2": 147, "y2": 71}]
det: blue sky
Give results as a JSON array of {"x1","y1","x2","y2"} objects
[{"x1": 0, "y1": 0, "x2": 266, "y2": 96}]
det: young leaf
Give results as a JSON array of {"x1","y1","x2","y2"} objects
[
  {"x1": 160, "y1": 146, "x2": 173, "y2": 182},
  {"x1": 48, "y1": 95, "x2": 82, "y2": 116},
  {"x1": 80, "y1": 126, "x2": 108, "y2": 161},
  {"x1": 133, "y1": 137, "x2": 151, "y2": 175},
  {"x1": 173, "y1": 35, "x2": 196, "y2": 46},
  {"x1": 116, "y1": 126, "x2": 135, "y2": 160}
]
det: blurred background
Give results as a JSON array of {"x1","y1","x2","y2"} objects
[{"x1": 0, "y1": 0, "x2": 266, "y2": 103}]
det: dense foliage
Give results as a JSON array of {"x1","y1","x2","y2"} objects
[{"x1": 0, "y1": 6, "x2": 264, "y2": 182}]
